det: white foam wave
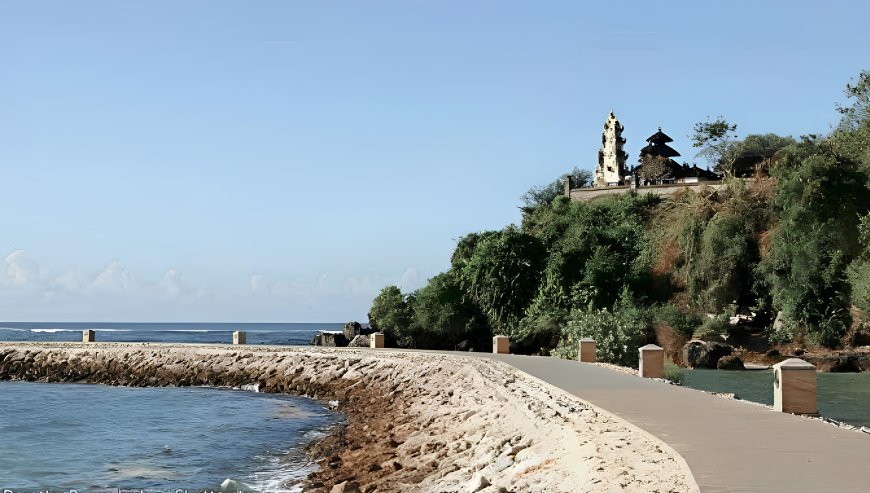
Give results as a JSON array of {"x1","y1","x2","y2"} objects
[{"x1": 30, "y1": 328, "x2": 131, "y2": 333}]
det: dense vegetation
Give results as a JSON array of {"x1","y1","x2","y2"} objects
[{"x1": 368, "y1": 71, "x2": 870, "y2": 364}]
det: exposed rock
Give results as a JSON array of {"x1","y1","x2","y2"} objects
[
  {"x1": 312, "y1": 332, "x2": 349, "y2": 347},
  {"x1": 806, "y1": 354, "x2": 861, "y2": 373},
  {"x1": 331, "y1": 481, "x2": 362, "y2": 493},
  {"x1": 466, "y1": 474, "x2": 491, "y2": 493},
  {"x1": 347, "y1": 335, "x2": 371, "y2": 348},
  {"x1": 793, "y1": 348, "x2": 805, "y2": 357},
  {"x1": 765, "y1": 349, "x2": 780, "y2": 358},
  {"x1": 343, "y1": 322, "x2": 363, "y2": 340},
  {"x1": 682, "y1": 340, "x2": 733, "y2": 369},
  {"x1": 716, "y1": 355, "x2": 745, "y2": 370}
]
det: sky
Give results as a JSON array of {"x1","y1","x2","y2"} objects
[{"x1": 0, "y1": 1, "x2": 867, "y2": 322}]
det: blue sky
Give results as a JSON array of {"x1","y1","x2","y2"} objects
[{"x1": 0, "y1": 1, "x2": 867, "y2": 322}]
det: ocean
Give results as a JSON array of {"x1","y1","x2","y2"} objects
[
  {"x1": 0, "y1": 322, "x2": 345, "y2": 491},
  {"x1": 0, "y1": 322, "x2": 341, "y2": 346},
  {"x1": 0, "y1": 381, "x2": 340, "y2": 492}
]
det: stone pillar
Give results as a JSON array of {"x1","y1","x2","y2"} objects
[
  {"x1": 232, "y1": 331, "x2": 246, "y2": 345},
  {"x1": 578, "y1": 339, "x2": 596, "y2": 363},
  {"x1": 492, "y1": 335, "x2": 510, "y2": 354},
  {"x1": 639, "y1": 344, "x2": 664, "y2": 378},
  {"x1": 773, "y1": 358, "x2": 817, "y2": 415},
  {"x1": 370, "y1": 332, "x2": 385, "y2": 349},
  {"x1": 82, "y1": 330, "x2": 96, "y2": 343},
  {"x1": 563, "y1": 174, "x2": 572, "y2": 197}
]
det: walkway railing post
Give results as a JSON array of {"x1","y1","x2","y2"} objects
[
  {"x1": 493, "y1": 335, "x2": 510, "y2": 354},
  {"x1": 82, "y1": 330, "x2": 95, "y2": 343},
  {"x1": 232, "y1": 331, "x2": 246, "y2": 345},
  {"x1": 639, "y1": 344, "x2": 664, "y2": 378},
  {"x1": 370, "y1": 332, "x2": 385, "y2": 348},
  {"x1": 578, "y1": 338, "x2": 596, "y2": 363},
  {"x1": 773, "y1": 358, "x2": 817, "y2": 415}
]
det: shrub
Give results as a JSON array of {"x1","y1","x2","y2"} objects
[
  {"x1": 554, "y1": 295, "x2": 650, "y2": 367},
  {"x1": 664, "y1": 362, "x2": 685, "y2": 385},
  {"x1": 694, "y1": 314, "x2": 729, "y2": 340},
  {"x1": 652, "y1": 304, "x2": 702, "y2": 338}
]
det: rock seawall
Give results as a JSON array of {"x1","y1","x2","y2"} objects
[{"x1": 0, "y1": 343, "x2": 697, "y2": 492}]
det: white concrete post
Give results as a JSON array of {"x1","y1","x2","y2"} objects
[
  {"x1": 232, "y1": 330, "x2": 246, "y2": 345},
  {"x1": 639, "y1": 344, "x2": 664, "y2": 378},
  {"x1": 82, "y1": 329, "x2": 96, "y2": 343},
  {"x1": 370, "y1": 332, "x2": 385, "y2": 348},
  {"x1": 773, "y1": 358, "x2": 817, "y2": 415},
  {"x1": 578, "y1": 339, "x2": 596, "y2": 363},
  {"x1": 492, "y1": 335, "x2": 510, "y2": 354}
]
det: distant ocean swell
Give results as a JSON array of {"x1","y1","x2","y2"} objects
[{"x1": 0, "y1": 322, "x2": 341, "y2": 345}]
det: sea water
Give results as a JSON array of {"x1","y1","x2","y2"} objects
[
  {"x1": 0, "y1": 322, "x2": 341, "y2": 346},
  {"x1": 0, "y1": 381, "x2": 341, "y2": 492},
  {"x1": 682, "y1": 369, "x2": 870, "y2": 428}
]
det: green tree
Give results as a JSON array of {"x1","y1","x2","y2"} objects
[
  {"x1": 847, "y1": 214, "x2": 870, "y2": 315},
  {"x1": 409, "y1": 270, "x2": 488, "y2": 349},
  {"x1": 459, "y1": 226, "x2": 547, "y2": 336},
  {"x1": 521, "y1": 167, "x2": 592, "y2": 209},
  {"x1": 691, "y1": 116, "x2": 738, "y2": 172},
  {"x1": 767, "y1": 150, "x2": 868, "y2": 347},
  {"x1": 368, "y1": 285, "x2": 412, "y2": 345}
]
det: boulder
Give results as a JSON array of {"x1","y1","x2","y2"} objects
[
  {"x1": 346, "y1": 335, "x2": 370, "y2": 348},
  {"x1": 342, "y1": 321, "x2": 363, "y2": 340},
  {"x1": 682, "y1": 340, "x2": 733, "y2": 369},
  {"x1": 716, "y1": 355, "x2": 745, "y2": 370},
  {"x1": 331, "y1": 481, "x2": 361, "y2": 493}
]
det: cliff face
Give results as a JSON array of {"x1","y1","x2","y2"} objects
[{"x1": 0, "y1": 343, "x2": 696, "y2": 493}]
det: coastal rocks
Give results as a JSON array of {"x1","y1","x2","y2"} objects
[
  {"x1": 466, "y1": 474, "x2": 491, "y2": 492},
  {"x1": 347, "y1": 335, "x2": 371, "y2": 348},
  {"x1": 312, "y1": 332, "x2": 349, "y2": 347},
  {"x1": 682, "y1": 340, "x2": 733, "y2": 369},
  {"x1": 330, "y1": 481, "x2": 361, "y2": 493},
  {"x1": 716, "y1": 355, "x2": 745, "y2": 370},
  {"x1": 805, "y1": 354, "x2": 864, "y2": 373}
]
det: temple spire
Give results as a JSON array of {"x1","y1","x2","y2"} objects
[{"x1": 594, "y1": 112, "x2": 628, "y2": 187}]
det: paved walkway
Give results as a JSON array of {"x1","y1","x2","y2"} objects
[{"x1": 468, "y1": 352, "x2": 870, "y2": 492}]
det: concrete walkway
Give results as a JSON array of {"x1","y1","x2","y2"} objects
[{"x1": 470, "y1": 352, "x2": 870, "y2": 493}]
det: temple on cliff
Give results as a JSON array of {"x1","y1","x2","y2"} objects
[
  {"x1": 568, "y1": 113, "x2": 722, "y2": 201},
  {"x1": 630, "y1": 128, "x2": 719, "y2": 186}
]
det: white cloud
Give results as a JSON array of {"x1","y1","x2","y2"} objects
[
  {"x1": 160, "y1": 268, "x2": 185, "y2": 296},
  {"x1": 91, "y1": 260, "x2": 138, "y2": 292},
  {"x1": 5, "y1": 250, "x2": 40, "y2": 285},
  {"x1": 398, "y1": 268, "x2": 421, "y2": 291},
  {"x1": 250, "y1": 273, "x2": 269, "y2": 294},
  {"x1": 49, "y1": 268, "x2": 89, "y2": 293},
  {"x1": 344, "y1": 274, "x2": 380, "y2": 295}
]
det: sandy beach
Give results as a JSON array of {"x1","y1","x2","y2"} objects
[{"x1": 0, "y1": 343, "x2": 697, "y2": 492}]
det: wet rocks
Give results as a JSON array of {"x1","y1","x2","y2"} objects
[
  {"x1": 716, "y1": 355, "x2": 745, "y2": 370},
  {"x1": 682, "y1": 340, "x2": 733, "y2": 369}
]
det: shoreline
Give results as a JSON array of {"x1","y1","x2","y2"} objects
[{"x1": 0, "y1": 343, "x2": 697, "y2": 492}]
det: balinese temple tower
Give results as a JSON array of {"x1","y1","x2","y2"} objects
[
  {"x1": 594, "y1": 111, "x2": 628, "y2": 186},
  {"x1": 639, "y1": 128, "x2": 681, "y2": 162}
]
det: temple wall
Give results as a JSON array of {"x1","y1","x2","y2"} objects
[{"x1": 567, "y1": 182, "x2": 726, "y2": 202}]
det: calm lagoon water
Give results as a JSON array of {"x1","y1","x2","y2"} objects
[
  {"x1": 0, "y1": 381, "x2": 341, "y2": 492},
  {"x1": 0, "y1": 322, "x2": 340, "y2": 346},
  {"x1": 682, "y1": 369, "x2": 870, "y2": 428}
]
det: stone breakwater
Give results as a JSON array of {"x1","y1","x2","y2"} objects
[{"x1": 0, "y1": 343, "x2": 697, "y2": 493}]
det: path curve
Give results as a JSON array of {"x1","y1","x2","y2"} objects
[{"x1": 470, "y1": 352, "x2": 870, "y2": 492}]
